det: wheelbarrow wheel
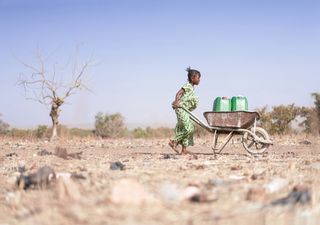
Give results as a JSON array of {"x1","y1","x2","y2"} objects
[{"x1": 242, "y1": 127, "x2": 270, "y2": 154}]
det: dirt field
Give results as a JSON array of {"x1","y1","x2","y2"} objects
[{"x1": 0, "y1": 135, "x2": 320, "y2": 225}]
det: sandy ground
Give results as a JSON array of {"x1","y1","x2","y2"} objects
[{"x1": 0, "y1": 135, "x2": 320, "y2": 225}]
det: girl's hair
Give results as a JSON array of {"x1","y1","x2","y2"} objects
[{"x1": 186, "y1": 67, "x2": 201, "y2": 82}]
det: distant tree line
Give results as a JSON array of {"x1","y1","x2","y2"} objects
[
  {"x1": 1, "y1": 92, "x2": 320, "y2": 139},
  {"x1": 0, "y1": 112, "x2": 173, "y2": 139}
]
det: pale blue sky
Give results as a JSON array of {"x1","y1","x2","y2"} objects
[{"x1": 0, "y1": 0, "x2": 319, "y2": 128}]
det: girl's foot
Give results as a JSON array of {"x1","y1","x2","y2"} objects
[
  {"x1": 168, "y1": 140, "x2": 179, "y2": 154},
  {"x1": 181, "y1": 147, "x2": 191, "y2": 155}
]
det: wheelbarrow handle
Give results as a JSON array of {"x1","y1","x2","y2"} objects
[{"x1": 177, "y1": 106, "x2": 212, "y2": 131}]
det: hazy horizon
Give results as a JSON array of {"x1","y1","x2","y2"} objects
[{"x1": 1, "y1": 0, "x2": 319, "y2": 129}]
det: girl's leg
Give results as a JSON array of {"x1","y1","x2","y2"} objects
[
  {"x1": 180, "y1": 118, "x2": 194, "y2": 154},
  {"x1": 168, "y1": 139, "x2": 179, "y2": 154},
  {"x1": 174, "y1": 109, "x2": 194, "y2": 145},
  {"x1": 170, "y1": 108, "x2": 194, "y2": 154},
  {"x1": 181, "y1": 146, "x2": 190, "y2": 154}
]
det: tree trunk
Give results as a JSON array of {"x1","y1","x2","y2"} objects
[
  {"x1": 51, "y1": 115, "x2": 58, "y2": 141},
  {"x1": 50, "y1": 98, "x2": 63, "y2": 141}
]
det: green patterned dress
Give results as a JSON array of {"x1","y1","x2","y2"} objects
[{"x1": 174, "y1": 83, "x2": 199, "y2": 147}]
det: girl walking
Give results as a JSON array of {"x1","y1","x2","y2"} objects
[{"x1": 169, "y1": 68, "x2": 201, "y2": 154}]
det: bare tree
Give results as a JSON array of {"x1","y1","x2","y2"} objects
[{"x1": 18, "y1": 50, "x2": 92, "y2": 140}]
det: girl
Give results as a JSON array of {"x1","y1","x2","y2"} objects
[{"x1": 169, "y1": 68, "x2": 201, "y2": 154}]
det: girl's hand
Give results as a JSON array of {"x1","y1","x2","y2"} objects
[{"x1": 172, "y1": 101, "x2": 179, "y2": 109}]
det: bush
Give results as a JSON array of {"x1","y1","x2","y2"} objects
[
  {"x1": 35, "y1": 125, "x2": 48, "y2": 138},
  {"x1": 311, "y1": 93, "x2": 320, "y2": 134},
  {"x1": 0, "y1": 114, "x2": 9, "y2": 134},
  {"x1": 94, "y1": 112, "x2": 126, "y2": 138},
  {"x1": 148, "y1": 127, "x2": 173, "y2": 138},
  {"x1": 69, "y1": 128, "x2": 94, "y2": 137},
  {"x1": 269, "y1": 104, "x2": 300, "y2": 135},
  {"x1": 132, "y1": 127, "x2": 147, "y2": 138},
  {"x1": 131, "y1": 126, "x2": 173, "y2": 138},
  {"x1": 256, "y1": 105, "x2": 272, "y2": 132},
  {"x1": 299, "y1": 107, "x2": 318, "y2": 134},
  {"x1": 257, "y1": 104, "x2": 302, "y2": 135}
]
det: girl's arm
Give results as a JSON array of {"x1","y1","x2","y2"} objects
[{"x1": 172, "y1": 88, "x2": 185, "y2": 109}]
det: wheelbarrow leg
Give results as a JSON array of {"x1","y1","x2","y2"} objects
[
  {"x1": 212, "y1": 130, "x2": 218, "y2": 158},
  {"x1": 212, "y1": 131, "x2": 234, "y2": 154}
]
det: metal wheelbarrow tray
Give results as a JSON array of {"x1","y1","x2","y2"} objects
[{"x1": 203, "y1": 111, "x2": 260, "y2": 129}]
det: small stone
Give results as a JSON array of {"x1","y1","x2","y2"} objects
[
  {"x1": 188, "y1": 154, "x2": 198, "y2": 160},
  {"x1": 182, "y1": 186, "x2": 207, "y2": 203},
  {"x1": 182, "y1": 186, "x2": 200, "y2": 199},
  {"x1": 110, "y1": 161, "x2": 125, "y2": 170},
  {"x1": 251, "y1": 170, "x2": 266, "y2": 180},
  {"x1": 71, "y1": 172, "x2": 86, "y2": 180},
  {"x1": 230, "y1": 165, "x2": 242, "y2": 170},
  {"x1": 16, "y1": 166, "x2": 56, "y2": 190},
  {"x1": 162, "y1": 154, "x2": 170, "y2": 159},
  {"x1": 251, "y1": 174, "x2": 258, "y2": 180},
  {"x1": 37, "y1": 149, "x2": 52, "y2": 156},
  {"x1": 271, "y1": 185, "x2": 311, "y2": 206},
  {"x1": 299, "y1": 140, "x2": 311, "y2": 145},
  {"x1": 303, "y1": 160, "x2": 311, "y2": 165},
  {"x1": 5, "y1": 152, "x2": 18, "y2": 157},
  {"x1": 246, "y1": 187, "x2": 266, "y2": 202}
]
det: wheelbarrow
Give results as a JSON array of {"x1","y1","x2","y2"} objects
[{"x1": 178, "y1": 106, "x2": 273, "y2": 154}]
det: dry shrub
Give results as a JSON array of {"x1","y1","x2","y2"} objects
[
  {"x1": 0, "y1": 114, "x2": 9, "y2": 134},
  {"x1": 311, "y1": 93, "x2": 320, "y2": 134},
  {"x1": 131, "y1": 127, "x2": 173, "y2": 138},
  {"x1": 94, "y1": 112, "x2": 126, "y2": 138}
]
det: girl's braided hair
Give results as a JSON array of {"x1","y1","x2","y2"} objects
[{"x1": 186, "y1": 67, "x2": 201, "y2": 83}]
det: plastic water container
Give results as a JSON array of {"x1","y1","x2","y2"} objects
[
  {"x1": 231, "y1": 96, "x2": 248, "y2": 111},
  {"x1": 213, "y1": 97, "x2": 231, "y2": 112}
]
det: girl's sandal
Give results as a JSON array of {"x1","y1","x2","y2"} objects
[{"x1": 168, "y1": 140, "x2": 180, "y2": 154}]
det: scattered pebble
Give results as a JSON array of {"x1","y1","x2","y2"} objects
[
  {"x1": 110, "y1": 161, "x2": 125, "y2": 170},
  {"x1": 16, "y1": 166, "x2": 56, "y2": 190},
  {"x1": 37, "y1": 149, "x2": 52, "y2": 156},
  {"x1": 271, "y1": 185, "x2": 311, "y2": 206},
  {"x1": 5, "y1": 152, "x2": 18, "y2": 157}
]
